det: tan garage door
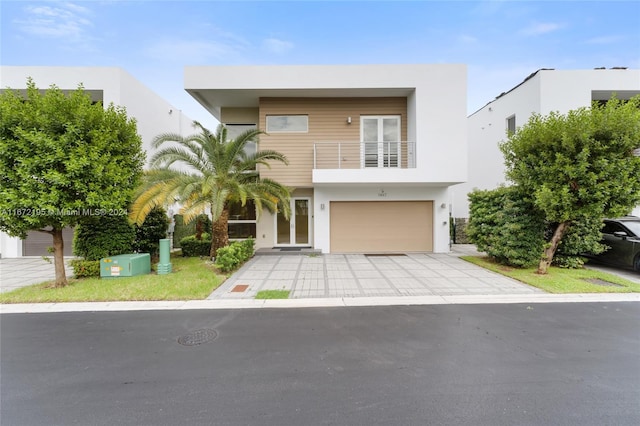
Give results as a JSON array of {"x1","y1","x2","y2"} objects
[
  {"x1": 330, "y1": 201, "x2": 433, "y2": 253},
  {"x1": 23, "y1": 227, "x2": 75, "y2": 256}
]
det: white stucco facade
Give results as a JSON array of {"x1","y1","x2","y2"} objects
[
  {"x1": 452, "y1": 68, "x2": 640, "y2": 219},
  {"x1": 0, "y1": 66, "x2": 194, "y2": 258},
  {"x1": 186, "y1": 64, "x2": 467, "y2": 253}
]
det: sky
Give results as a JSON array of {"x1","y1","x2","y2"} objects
[{"x1": 2, "y1": 0, "x2": 639, "y2": 129}]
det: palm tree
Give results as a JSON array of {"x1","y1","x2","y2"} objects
[{"x1": 130, "y1": 121, "x2": 290, "y2": 257}]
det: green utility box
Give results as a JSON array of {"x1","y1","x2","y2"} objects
[{"x1": 100, "y1": 253, "x2": 151, "y2": 278}]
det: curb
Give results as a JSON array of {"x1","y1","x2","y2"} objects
[{"x1": 2, "y1": 293, "x2": 639, "y2": 314}]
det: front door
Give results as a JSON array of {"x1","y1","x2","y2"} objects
[{"x1": 276, "y1": 198, "x2": 311, "y2": 246}]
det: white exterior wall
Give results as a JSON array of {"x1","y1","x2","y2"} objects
[
  {"x1": 0, "y1": 66, "x2": 193, "y2": 257},
  {"x1": 186, "y1": 64, "x2": 468, "y2": 185},
  {"x1": 313, "y1": 185, "x2": 451, "y2": 253},
  {"x1": 453, "y1": 68, "x2": 640, "y2": 219}
]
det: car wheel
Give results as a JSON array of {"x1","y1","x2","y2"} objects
[{"x1": 635, "y1": 255, "x2": 640, "y2": 272}]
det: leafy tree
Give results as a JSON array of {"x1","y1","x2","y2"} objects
[
  {"x1": 500, "y1": 97, "x2": 640, "y2": 274},
  {"x1": 0, "y1": 79, "x2": 145, "y2": 286},
  {"x1": 130, "y1": 122, "x2": 290, "y2": 257}
]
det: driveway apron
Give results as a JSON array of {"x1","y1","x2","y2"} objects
[{"x1": 209, "y1": 249, "x2": 542, "y2": 299}]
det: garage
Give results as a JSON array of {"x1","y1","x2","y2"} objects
[
  {"x1": 330, "y1": 201, "x2": 433, "y2": 253},
  {"x1": 22, "y1": 227, "x2": 75, "y2": 256}
]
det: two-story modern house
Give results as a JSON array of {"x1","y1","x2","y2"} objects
[
  {"x1": 0, "y1": 66, "x2": 193, "y2": 258},
  {"x1": 453, "y1": 67, "x2": 640, "y2": 220},
  {"x1": 185, "y1": 64, "x2": 467, "y2": 253}
]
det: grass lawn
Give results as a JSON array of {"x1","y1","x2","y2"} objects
[
  {"x1": 255, "y1": 290, "x2": 290, "y2": 299},
  {"x1": 461, "y1": 256, "x2": 640, "y2": 293},
  {"x1": 0, "y1": 256, "x2": 224, "y2": 304}
]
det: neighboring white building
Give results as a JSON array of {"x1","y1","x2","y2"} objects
[
  {"x1": 453, "y1": 67, "x2": 640, "y2": 219},
  {"x1": 185, "y1": 64, "x2": 467, "y2": 253},
  {"x1": 0, "y1": 66, "x2": 193, "y2": 258}
]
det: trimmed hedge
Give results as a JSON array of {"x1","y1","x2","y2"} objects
[
  {"x1": 467, "y1": 186, "x2": 546, "y2": 268},
  {"x1": 73, "y1": 214, "x2": 135, "y2": 261},
  {"x1": 180, "y1": 234, "x2": 212, "y2": 257},
  {"x1": 133, "y1": 206, "x2": 169, "y2": 260},
  {"x1": 468, "y1": 186, "x2": 606, "y2": 269},
  {"x1": 69, "y1": 259, "x2": 101, "y2": 278},
  {"x1": 214, "y1": 238, "x2": 255, "y2": 272}
]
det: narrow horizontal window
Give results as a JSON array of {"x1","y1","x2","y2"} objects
[{"x1": 266, "y1": 115, "x2": 308, "y2": 133}]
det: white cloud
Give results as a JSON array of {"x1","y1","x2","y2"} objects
[
  {"x1": 15, "y1": 2, "x2": 92, "y2": 40},
  {"x1": 520, "y1": 22, "x2": 564, "y2": 36},
  {"x1": 262, "y1": 38, "x2": 294, "y2": 55}
]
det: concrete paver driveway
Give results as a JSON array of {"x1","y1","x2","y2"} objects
[
  {"x1": 209, "y1": 249, "x2": 542, "y2": 299},
  {"x1": 0, "y1": 257, "x2": 74, "y2": 293}
]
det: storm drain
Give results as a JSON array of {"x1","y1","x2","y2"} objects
[{"x1": 177, "y1": 329, "x2": 219, "y2": 346}]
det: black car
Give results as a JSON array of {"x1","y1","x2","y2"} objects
[{"x1": 589, "y1": 216, "x2": 640, "y2": 272}]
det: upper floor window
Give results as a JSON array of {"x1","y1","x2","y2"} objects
[
  {"x1": 225, "y1": 124, "x2": 258, "y2": 169},
  {"x1": 506, "y1": 115, "x2": 516, "y2": 135},
  {"x1": 266, "y1": 115, "x2": 308, "y2": 133}
]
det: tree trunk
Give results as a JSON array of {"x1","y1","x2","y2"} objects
[
  {"x1": 51, "y1": 228, "x2": 68, "y2": 287},
  {"x1": 210, "y1": 208, "x2": 229, "y2": 258},
  {"x1": 537, "y1": 221, "x2": 570, "y2": 275}
]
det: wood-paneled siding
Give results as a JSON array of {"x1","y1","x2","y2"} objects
[{"x1": 258, "y1": 97, "x2": 408, "y2": 187}]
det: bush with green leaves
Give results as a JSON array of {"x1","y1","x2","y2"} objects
[
  {"x1": 173, "y1": 214, "x2": 212, "y2": 248},
  {"x1": 73, "y1": 214, "x2": 135, "y2": 261},
  {"x1": 133, "y1": 206, "x2": 169, "y2": 260},
  {"x1": 549, "y1": 215, "x2": 606, "y2": 268},
  {"x1": 467, "y1": 186, "x2": 546, "y2": 268},
  {"x1": 214, "y1": 238, "x2": 255, "y2": 272},
  {"x1": 180, "y1": 234, "x2": 212, "y2": 257},
  {"x1": 69, "y1": 259, "x2": 101, "y2": 278}
]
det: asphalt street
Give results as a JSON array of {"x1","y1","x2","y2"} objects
[{"x1": 1, "y1": 303, "x2": 639, "y2": 426}]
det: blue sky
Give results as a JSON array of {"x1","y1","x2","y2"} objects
[{"x1": 2, "y1": 0, "x2": 639, "y2": 129}]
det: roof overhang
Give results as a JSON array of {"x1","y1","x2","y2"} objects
[{"x1": 184, "y1": 64, "x2": 436, "y2": 120}]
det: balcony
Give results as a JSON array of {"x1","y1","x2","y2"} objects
[{"x1": 313, "y1": 141, "x2": 416, "y2": 169}]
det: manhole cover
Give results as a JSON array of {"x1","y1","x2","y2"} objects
[
  {"x1": 583, "y1": 278, "x2": 624, "y2": 288},
  {"x1": 177, "y1": 329, "x2": 218, "y2": 346},
  {"x1": 231, "y1": 284, "x2": 249, "y2": 292}
]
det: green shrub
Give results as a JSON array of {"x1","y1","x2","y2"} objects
[
  {"x1": 173, "y1": 214, "x2": 211, "y2": 248},
  {"x1": 133, "y1": 206, "x2": 169, "y2": 260},
  {"x1": 467, "y1": 186, "x2": 546, "y2": 268},
  {"x1": 69, "y1": 259, "x2": 101, "y2": 278},
  {"x1": 73, "y1": 214, "x2": 135, "y2": 261},
  {"x1": 180, "y1": 234, "x2": 212, "y2": 257},
  {"x1": 214, "y1": 238, "x2": 255, "y2": 272}
]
